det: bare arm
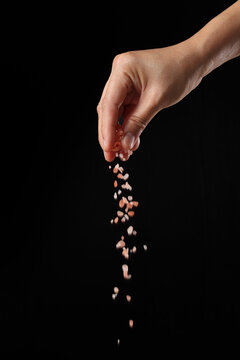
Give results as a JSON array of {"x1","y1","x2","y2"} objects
[{"x1": 190, "y1": 0, "x2": 240, "y2": 77}]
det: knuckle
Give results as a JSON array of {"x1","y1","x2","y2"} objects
[
  {"x1": 100, "y1": 95, "x2": 114, "y2": 111},
  {"x1": 130, "y1": 114, "x2": 147, "y2": 131},
  {"x1": 148, "y1": 87, "x2": 162, "y2": 110},
  {"x1": 112, "y1": 51, "x2": 136, "y2": 69},
  {"x1": 96, "y1": 103, "x2": 101, "y2": 114},
  {"x1": 100, "y1": 96, "x2": 108, "y2": 109}
]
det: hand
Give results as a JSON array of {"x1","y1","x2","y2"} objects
[
  {"x1": 97, "y1": 42, "x2": 202, "y2": 162},
  {"x1": 97, "y1": 1, "x2": 240, "y2": 162}
]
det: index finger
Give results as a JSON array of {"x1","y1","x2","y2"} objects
[{"x1": 98, "y1": 70, "x2": 130, "y2": 152}]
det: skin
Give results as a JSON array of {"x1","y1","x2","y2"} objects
[{"x1": 97, "y1": 1, "x2": 240, "y2": 162}]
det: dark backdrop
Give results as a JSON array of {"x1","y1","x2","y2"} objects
[{"x1": 1, "y1": 1, "x2": 240, "y2": 357}]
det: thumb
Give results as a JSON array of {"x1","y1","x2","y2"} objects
[{"x1": 121, "y1": 92, "x2": 159, "y2": 150}]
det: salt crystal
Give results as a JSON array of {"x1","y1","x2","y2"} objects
[
  {"x1": 122, "y1": 264, "x2": 128, "y2": 272},
  {"x1": 126, "y1": 295, "x2": 131, "y2": 302},
  {"x1": 128, "y1": 211, "x2": 135, "y2": 217},
  {"x1": 117, "y1": 173, "x2": 123, "y2": 179},
  {"x1": 116, "y1": 240, "x2": 125, "y2": 249},
  {"x1": 122, "y1": 264, "x2": 131, "y2": 280},
  {"x1": 127, "y1": 226, "x2": 133, "y2": 236},
  {"x1": 117, "y1": 210, "x2": 124, "y2": 217},
  {"x1": 122, "y1": 196, "x2": 128, "y2": 204},
  {"x1": 114, "y1": 287, "x2": 119, "y2": 294},
  {"x1": 119, "y1": 199, "x2": 124, "y2": 208},
  {"x1": 132, "y1": 246, "x2": 137, "y2": 253},
  {"x1": 122, "y1": 247, "x2": 129, "y2": 259},
  {"x1": 132, "y1": 201, "x2": 139, "y2": 207}
]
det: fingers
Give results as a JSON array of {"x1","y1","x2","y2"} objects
[
  {"x1": 97, "y1": 52, "x2": 160, "y2": 162},
  {"x1": 97, "y1": 67, "x2": 131, "y2": 153},
  {"x1": 121, "y1": 90, "x2": 160, "y2": 151},
  {"x1": 103, "y1": 150, "x2": 116, "y2": 162}
]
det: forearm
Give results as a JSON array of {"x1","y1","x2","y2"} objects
[{"x1": 189, "y1": 0, "x2": 240, "y2": 78}]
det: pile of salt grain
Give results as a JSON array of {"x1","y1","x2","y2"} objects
[{"x1": 109, "y1": 161, "x2": 147, "y2": 346}]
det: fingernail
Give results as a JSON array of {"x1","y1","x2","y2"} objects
[{"x1": 122, "y1": 132, "x2": 135, "y2": 150}]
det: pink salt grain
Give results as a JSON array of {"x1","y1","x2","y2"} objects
[
  {"x1": 132, "y1": 201, "x2": 139, "y2": 207},
  {"x1": 127, "y1": 226, "x2": 133, "y2": 236},
  {"x1": 128, "y1": 211, "x2": 135, "y2": 217},
  {"x1": 117, "y1": 210, "x2": 124, "y2": 217},
  {"x1": 122, "y1": 196, "x2": 128, "y2": 204},
  {"x1": 126, "y1": 295, "x2": 131, "y2": 302},
  {"x1": 122, "y1": 264, "x2": 131, "y2": 280},
  {"x1": 114, "y1": 217, "x2": 119, "y2": 224},
  {"x1": 114, "y1": 287, "x2": 119, "y2": 294},
  {"x1": 129, "y1": 319, "x2": 134, "y2": 328},
  {"x1": 126, "y1": 202, "x2": 133, "y2": 211},
  {"x1": 114, "y1": 180, "x2": 118, "y2": 188},
  {"x1": 132, "y1": 246, "x2": 137, "y2": 253},
  {"x1": 119, "y1": 199, "x2": 124, "y2": 208},
  {"x1": 116, "y1": 240, "x2": 125, "y2": 249},
  {"x1": 122, "y1": 247, "x2": 129, "y2": 259}
]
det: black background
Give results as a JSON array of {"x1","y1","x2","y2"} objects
[{"x1": 1, "y1": 1, "x2": 240, "y2": 357}]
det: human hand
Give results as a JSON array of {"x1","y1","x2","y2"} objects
[
  {"x1": 98, "y1": 0, "x2": 240, "y2": 162},
  {"x1": 97, "y1": 41, "x2": 203, "y2": 162}
]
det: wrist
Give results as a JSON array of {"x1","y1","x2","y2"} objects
[
  {"x1": 175, "y1": 38, "x2": 206, "y2": 89},
  {"x1": 186, "y1": 1, "x2": 240, "y2": 79}
]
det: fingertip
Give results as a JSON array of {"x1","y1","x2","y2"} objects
[
  {"x1": 104, "y1": 150, "x2": 116, "y2": 162},
  {"x1": 102, "y1": 137, "x2": 114, "y2": 153},
  {"x1": 121, "y1": 132, "x2": 135, "y2": 151},
  {"x1": 132, "y1": 136, "x2": 140, "y2": 151}
]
